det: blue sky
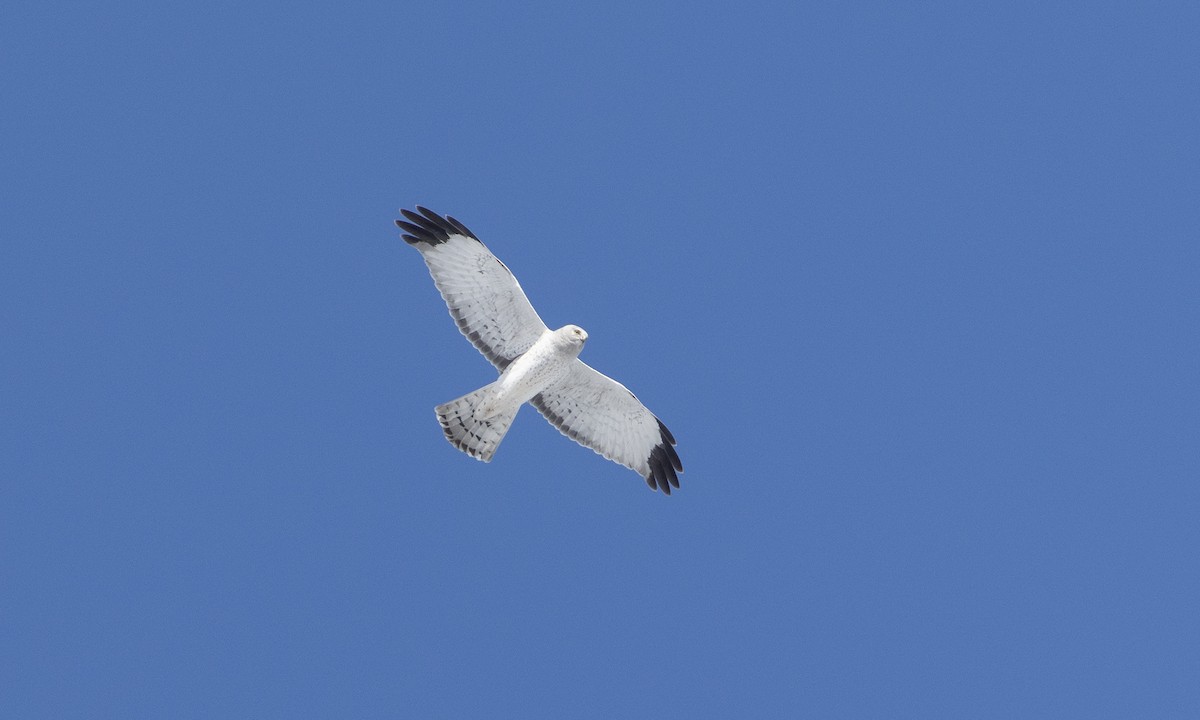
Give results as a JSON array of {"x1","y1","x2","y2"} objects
[{"x1": 3, "y1": 1, "x2": 1198, "y2": 717}]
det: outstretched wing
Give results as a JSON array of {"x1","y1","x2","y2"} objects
[
  {"x1": 531, "y1": 361, "x2": 683, "y2": 494},
  {"x1": 397, "y1": 207, "x2": 548, "y2": 370}
]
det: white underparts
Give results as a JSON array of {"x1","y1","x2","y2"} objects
[{"x1": 440, "y1": 326, "x2": 585, "y2": 461}]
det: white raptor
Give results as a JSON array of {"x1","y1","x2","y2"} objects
[{"x1": 396, "y1": 207, "x2": 684, "y2": 494}]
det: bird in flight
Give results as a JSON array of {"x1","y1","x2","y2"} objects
[{"x1": 396, "y1": 207, "x2": 683, "y2": 494}]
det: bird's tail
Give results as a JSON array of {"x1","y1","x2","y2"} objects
[{"x1": 435, "y1": 382, "x2": 519, "y2": 462}]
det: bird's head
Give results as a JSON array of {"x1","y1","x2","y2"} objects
[{"x1": 560, "y1": 324, "x2": 588, "y2": 347}]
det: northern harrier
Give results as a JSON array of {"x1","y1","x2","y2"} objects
[{"x1": 396, "y1": 207, "x2": 683, "y2": 494}]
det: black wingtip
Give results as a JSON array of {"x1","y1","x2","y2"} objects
[
  {"x1": 656, "y1": 418, "x2": 676, "y2": 446},
  {"x1": 647, "y1": 455, "x2": 671, "y2": 495},
  {"x1": 395, "y1": 219, "x2": 426, "y2": 245},
  {"x1": 643, "y1": 419, "x2": 682, "y2": 494},
  {"x1": 396, "y1": 207, "x2": 480, "y2": 245},
  {"x1": 652, "y1": 446, "x2": 679, "y2": 489}
]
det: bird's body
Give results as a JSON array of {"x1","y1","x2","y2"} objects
[
  {"x1": 436, "y1": 326, "x2": 586, "y2": 462},
  {"x1": 487, "y1": 325, "x2": 587, "y2": 416},
  {"x1": 396, "y1": 207, "x2": 683, "y2": 494}
]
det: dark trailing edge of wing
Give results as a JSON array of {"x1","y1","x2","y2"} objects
[
  {"x1": 530, "y1": 394, "x2": 585, "y2": 445},
  {"x1": 395, "y1": 206, "x2": 480, "y2": 245},
  {"x1": 645, "y1": 419, "x2": 683, "y2": 495}
]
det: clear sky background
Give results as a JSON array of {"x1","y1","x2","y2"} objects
[{"x1": 3, "y1": 2, "x2": 1198, "y2": 718}]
